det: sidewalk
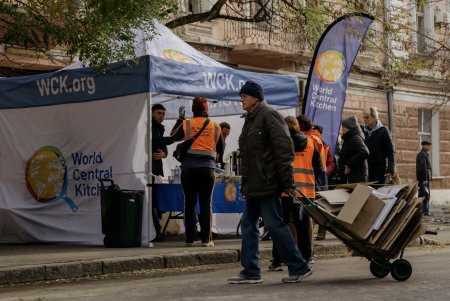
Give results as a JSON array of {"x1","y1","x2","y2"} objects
[{"x1": 0, "y1": 222, "x2": 448, "y2": 286}]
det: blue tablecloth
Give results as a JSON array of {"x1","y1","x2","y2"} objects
[{"x1": 155, "y1": 183, "x2": 245, "y2": 213}]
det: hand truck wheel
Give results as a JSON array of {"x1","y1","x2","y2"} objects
[
  {"x1": 391, "y1": 259, "x2": 412, "y2": 281},
  {"x1": 370, "y1": 261, "x2": 390, "y2": 278}
]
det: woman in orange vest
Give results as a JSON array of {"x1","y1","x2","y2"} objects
[
  {"x1": 269, "y1": 116, "x2": 323, "y2": 271},
  {"x1": 171, "y1": 97, "x2": 224, "y2": 247}
]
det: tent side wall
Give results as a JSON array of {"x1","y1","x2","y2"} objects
[
  {"x1": 0, "y1": 58, "x2": 153, "y2": 245},
  {"x1": 0, "y1": 44, "x2": 300, "y2": 244}
]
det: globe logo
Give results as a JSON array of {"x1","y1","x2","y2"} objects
[
  {"x1": 25, "y1": 146, "x2": 78, "y2": 212},
  {"x1": 161, "y1": 49, "x2": 197, "y2": 65},
  {"x1": 224, "y1": 183, "x2": 237, "y2": 203},
  {"x1": 314, "y1": 50, "x2": 346, "y2": 83}
]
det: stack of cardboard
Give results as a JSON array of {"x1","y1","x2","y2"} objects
[
  {"x1": 308, "y1": 183, "x2": 426, "y2": 259},
  {"x1": 315, "y1": 189, "x2": 349, "y2": 213},
  {"x1": 367, "y1": 183, "x2": 427, "y2": 258}
]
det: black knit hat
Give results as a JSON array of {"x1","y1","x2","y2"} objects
[
  {"x1": 239, "y1": 81, "x2": 264, "y2": 101},
  {"x1": 342, "y1": 116, "x2": 358, "y2": 129}
]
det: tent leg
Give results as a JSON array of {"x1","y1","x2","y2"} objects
[{"x1": 147, "y1": 92, "x2": 155, "y2": 247}]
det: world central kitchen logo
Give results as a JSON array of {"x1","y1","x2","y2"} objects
[{"x1": 25, "y1": 146, "x2": 113, "y2": 212}]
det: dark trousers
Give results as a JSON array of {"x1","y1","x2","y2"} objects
[
  {"x1": 181, "y1": 167, "x2": 215, "y2": 243},
  {"x1": 369, "y1": 168, "x2": 388, "y2": 186},
  {"x1": 316, "y1": 173, "x2": 328, "y2": 239},
  {"x1": 272, "y1": 197, "x2": 312, "y2": 263},
  {"x1": 152, "y1": 177, "x2": 162, "y2": 235},
  {"x1": 418, "y1": 180, "x2": 430, "y2": 215}
]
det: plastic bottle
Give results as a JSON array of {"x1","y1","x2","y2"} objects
[
  {"x1": 173, "y1": 166, "x2": 181, "y2": 184},
  {"x1": 215, "y1": 163, "x2": 224, "y2": 174}
]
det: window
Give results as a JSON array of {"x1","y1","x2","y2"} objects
[
  {"x1": 418, "y1": 109, "x2": 431, "y2": 144},
  {"x1": 416, "y1": 1, "x2": 426, "y2": 53},
  {"x1": 188, "y1": 0, "x2": 214, "y2": 14},
  {"x1": 418, "y1": 108, "x2": 440, "y2": 176},
  {"x1": 188, "y1": 0, "x2": 197, "y2": 13}
]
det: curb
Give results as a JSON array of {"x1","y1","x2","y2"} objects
[
  {"x1": 0, "y1": 238, "x2": 443, "y2": 286},
  {"x1": 0, "y1": 242, "x2": 348, "y2": 285},
  {"x1": 0, "y1": 250, "x2": 240, "y2": 285}
]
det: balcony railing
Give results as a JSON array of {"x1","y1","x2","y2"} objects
[{"x1": 223, "y1": 19, "x2": 308, "y2": 53}]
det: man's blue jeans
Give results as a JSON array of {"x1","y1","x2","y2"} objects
[{"x1": 239, "y1": 194, "x2": 308, "y2": 278}]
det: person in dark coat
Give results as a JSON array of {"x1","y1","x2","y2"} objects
[
  {"x1": 227, "y1": 81, "x2": 311, "y2": 284},
  {"x1": 338, "y1": 116, "x2": 369, "y2": 184},
  {"x1": 152, "y1": 104, "x2": 175, "y2": 177},
  {"x1": 416, "y1": 140, "x2": 432, "y2": 215},
  {"x1": 362, "y1": 107, "x2": 395, "y2": 185},
  {"x1": 217, "y1": 122, "x2": 231, "y2": 169},
  {"x1": 151, "y1": 104, "x2": 175, "y2": 242}
]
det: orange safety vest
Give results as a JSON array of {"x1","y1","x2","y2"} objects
[
  {"x1": 292, "y1": 137, "x2": 316, "y2": 199},
  {"x1": 183, "y1": 117, "x2": 221, "y2": 157},
  {"x1": 305, "y1": 129, "x2": 326, "y2": 170},
  {"x1": 282, "y1": 137, "x2": 316, "y2": 199}
]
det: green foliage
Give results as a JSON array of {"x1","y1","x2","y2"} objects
[
  {"x1": 2, "y1": 0, "x2": 450, "y2": 107},
  {"x1": 0, "y1": 0, "x2": 177, "y2": 70},
  {"x1": 302, "y1": 3, "x2": 327, "y2": 46}
]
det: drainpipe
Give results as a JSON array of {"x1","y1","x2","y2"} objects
[
  {"x1": 387, "y1": 87, "x2": 395, "y2": 141},
  {"x1": 384, "y1": 0, "x2": 395, "y2": 142}
]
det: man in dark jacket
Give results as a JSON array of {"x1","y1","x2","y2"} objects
[
  {"x1": 217, "y1": 122, "x2": 231, "y2": 169},
  {"x1": 151, "y1": 104, "x2": 174, "y2": 242},
  {"x1": 227, "y1": 81, "x2": 311, "y2": 285},
  {"x1": 362, "y1": 107, "x2": 395, "y2": 185},
  {"x1": 338, "y1": 116, "x2": 369, "y2": 184},
  {"x1": 416, "y1": 141, "x2": 432, "y2": 215}
]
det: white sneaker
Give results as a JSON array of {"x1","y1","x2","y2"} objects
[
  {"x1": 201, "y1": 241, "x2": 214, "y2": 247},
  {"x1": 228, "y1": 275, "x2": 263, "y2": 284}
]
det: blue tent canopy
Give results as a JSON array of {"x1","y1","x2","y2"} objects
[{"x1": 0, "y1": 21, "x2": 299, "y2": 117}]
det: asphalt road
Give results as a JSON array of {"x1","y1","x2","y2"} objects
[{"x1": 1, "y1": 247, "x2": 449, "y2": 301}]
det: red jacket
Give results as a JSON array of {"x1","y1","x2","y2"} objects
[{"x1": 325, "y1": 144, "x2": 335, "y2": 176}]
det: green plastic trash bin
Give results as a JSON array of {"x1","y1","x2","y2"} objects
[{"x1": 99, "y1": 179, "x2": 144, "y2": 247}]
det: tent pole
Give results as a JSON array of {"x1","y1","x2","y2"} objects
[{"x1": 147, "y1": 92, "x2": 154, "y2": 247}]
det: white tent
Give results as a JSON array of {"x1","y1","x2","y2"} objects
[{"x1": 0, "y1": 21, "x2": 299, "y2": 245}]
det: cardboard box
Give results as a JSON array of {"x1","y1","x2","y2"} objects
[
  {"x1": 337, "y1": 184, "x2": 373, "y2": 224},
  {"x1": 351, "y1": 194, "x2": 386, "y2": 239},
  {"x1": 317, "y1": 189, "x2": 350, "y2": 204},
  {"x1": 337, "y1": 184, "x2": 385, "y2": 239},
  {"x1": 314, "y1": 198, "x2": 343, "y2": 214}
]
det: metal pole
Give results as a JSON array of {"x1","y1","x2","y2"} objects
[
  {"x1": 147, "y1": 92, "x2": 154, "y2": 247},
  {"x1": 387, "y1": 88, "x2": 395, "y2": 141}
]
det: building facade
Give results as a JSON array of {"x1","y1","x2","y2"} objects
[
  {"x1": 1, "y1": 0, "x2": 449, "y2": 189},
  {"x1": 173, "y1": 0, "x2": 450, "y2": 189}
]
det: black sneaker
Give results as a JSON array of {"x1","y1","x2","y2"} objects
[
  {"x1": 151, "y1": 234, "x2": 165, "y2": 242},
  {"x1": 282, "y1": 268, "x2": 313, "y2": 283},
  {"x1": 268, "y1": 262, "x2": 283, "y2": 271},
  {"x1": 308, "y1": 257, "x2": 315, "y2": 269},
  {"x1": 261, "y1": 229, "x2": 271, "y2": 241},
  {"x1": 315, "y1": 234, "x2": 325, "y2": 241}
]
